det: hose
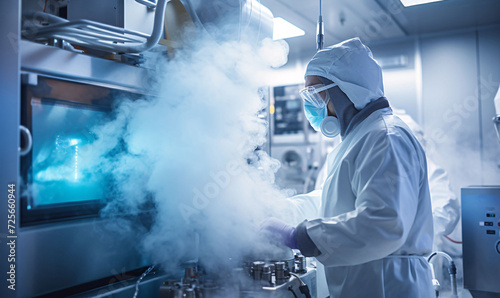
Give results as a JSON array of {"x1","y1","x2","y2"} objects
[
  {"x1": 288, "y1": 286, "x2": 299, "y2": 298},
  {"x1": 427, "y1": 251, "x2": 458, "y2": 298},
  {"x1": 290, "y1": 273, "x2": 312, "y2": 298}
]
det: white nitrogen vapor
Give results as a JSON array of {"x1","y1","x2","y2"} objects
[{"x1": 75, "y1": 31, "x2": 299, "y2": 274}]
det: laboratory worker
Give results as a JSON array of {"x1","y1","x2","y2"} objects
[{"x1": 262, "y1": 38, "x2": 434, "y2": 297}]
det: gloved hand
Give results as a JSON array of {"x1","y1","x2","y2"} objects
[{"x1": 260, "y1": 217, "x2": 298, "y2": 249}]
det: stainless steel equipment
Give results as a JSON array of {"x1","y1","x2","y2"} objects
[
  {"x1": 1, "y1": 1, "x2": 276, "y2": 297},
  {"x1": 22, "y1": 0, "x2": 169, "y2": 54},
  {"x1": 180, "y1": 0, "x2": 274, "y2": 42},
  {"x1": 67, "y1": 0, "x2": 157, "y2": 35},
  {"x1": 316, "y1": 0, "x2": 324, "y2": 51},
  {"x1": 14, "y1": 43, "x2": 158, "y2": 297},
  {"x1": 21, "y1": 0, "x2": 274, "y2": 56},
  {"x1": 159, "y1": 253, "x2": 317, "y2": 298},
  {"x1": 461, "y1": 186, "x2": 500, "y2": 297}
]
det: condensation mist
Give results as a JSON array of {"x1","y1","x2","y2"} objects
[{"x1": 71, "y1": 30, "x2": 301, "y2": 275}]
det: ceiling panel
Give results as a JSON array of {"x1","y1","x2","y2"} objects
[
  {"x1": 377, "y1": 0, "x2": 500, "y2": 35},
  {"x1": 261, "y1": 0, "x2": 500, "y2": 60}
]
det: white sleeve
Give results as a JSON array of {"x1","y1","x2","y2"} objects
[
  {"x1": 284, "y1": 189, "x2": 323, "y2": 226},
  {"x1": 303, "y1": 132, "x2": 424, "y2": 266}
]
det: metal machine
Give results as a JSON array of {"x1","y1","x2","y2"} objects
[
  {"x1": 0, "y1": 0, "x2": 275, "y2": 297},
  {"x1": 461, "y1": 187, "x2": 500, "y2": 298},
  {"x1": 460, "y1": 87, "x2": 500, "y2": 298},
  {"x1": 20, "y1": 0, "x2": 273, "y2": 61},
  {"x1": 159, "y1": 252, "x2": 316, "y2": 298}
]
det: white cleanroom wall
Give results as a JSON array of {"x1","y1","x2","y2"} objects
[
  {"x1": 272, "y1": 25, "x2": 500, "y2": 192},
  {"x1": 369, "y1": 39, "x2": 420, "y2": 122},
  {"x1": 420, "y1": 31, "x2": 483, "y2": 193},
  {"x1": 478, "y1": 27, "x2": 500, "y2": 186},
  {"x1": 368, "y1": 26, "x2": 500, "y2": 194}
]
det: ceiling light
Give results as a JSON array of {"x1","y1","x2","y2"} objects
[
  {"x1": 273, "y1": 17, "x2": 305, "y2": 40},
  {"x1": 400, "y1": 0, "x2": 445, "y2": 7}
]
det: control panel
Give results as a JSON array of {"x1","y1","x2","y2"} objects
[{"x1": 462, "y1": 187, "x2": 500, "y2": 295}]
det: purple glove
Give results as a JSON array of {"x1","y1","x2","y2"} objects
[{"x1": 260, "y1": 217, "x2": 298, "y2": 249}]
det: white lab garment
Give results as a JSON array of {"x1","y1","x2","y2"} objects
[
  {"x1": 293, "y1": 108, "x2": 434, "y2": 297},
  {"x1": 395, "y1": 110, "x2": 460, "y2": 254},
  {"x1": 315, "y1": 118, "x2": 461, "y2": 254}
]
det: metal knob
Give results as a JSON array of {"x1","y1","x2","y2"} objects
[
  {"x1": 274, "y1": 261, "x2": 286, "y2": 282},
  {"x1": 261, "y1": 265, "x2": 272, "y2": 285},
  {"x1": 252, "y1": 261, "x2": 265, "y2": 280},
  {"x1": 296, "y1": 254, "x2": 306, "y2": 273}
]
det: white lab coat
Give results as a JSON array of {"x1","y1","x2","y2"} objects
[
  {"x1": 291, "y1": 108, "x2": 434, "y2": 297},
  {"x1": 394, "y1": 110, "x2": 461, "y2": 254}
]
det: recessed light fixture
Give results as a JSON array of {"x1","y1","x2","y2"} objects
[
  {"x1": 400, "y1": 0, "x2": 444, "y2": 7},
  {"x1": 273, "y1": 17, "x2": 305, "y2": 40}
]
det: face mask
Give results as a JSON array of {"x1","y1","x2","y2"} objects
[
  {"x1": 303, "y1": 100, "x2": 328, "y2": 131},
  {"x1": 300, "y1": 82, "x2": 339, "y2": 136}
]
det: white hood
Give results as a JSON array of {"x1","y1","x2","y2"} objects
[{"x1": 304, "y1": 37, "x2": 384, "y2": 110}]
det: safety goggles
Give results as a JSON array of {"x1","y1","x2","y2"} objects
[{"x1": 299, "y1": 82, "x2": 338, "y2": 107}]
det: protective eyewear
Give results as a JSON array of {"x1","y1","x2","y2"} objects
[{"x1": 299, "y1": 82, "x2": 338, "y2": 107}]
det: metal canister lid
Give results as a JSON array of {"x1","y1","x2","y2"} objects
[
  {"x1": 274, "y1": 261, "x2": 285, "y2": 270},
  {"x1": 252, "y1": 261, "x2": 265, "y2": 280},
  {"x1": 262, "y1": 265, "x2": 271, "y2": 273}
]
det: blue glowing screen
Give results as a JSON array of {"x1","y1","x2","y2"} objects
[{"x1": 30, "y1": 99, "x2": 110, "y2": 207}]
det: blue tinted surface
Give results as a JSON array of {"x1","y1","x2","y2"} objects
[{"x1": 31, "y1": 99, "x2": 109, "y2": 206}]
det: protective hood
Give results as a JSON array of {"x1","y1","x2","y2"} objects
[{"x1": 305, "y1": 37, "x2": 384, "y2": 110}]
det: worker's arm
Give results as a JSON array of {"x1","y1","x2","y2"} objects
[
  {"x1": 296, "y1": 130, "x2": 425, "y2": 266},
  {"x1": 284, "y1": 189, "x2": 322, "y2": 226}
]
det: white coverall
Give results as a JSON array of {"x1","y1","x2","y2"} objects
[
  {"x1": 292, "y1": 108, "x2": 435, "y2": 297},
  {"x1": 288, "y1": 38, "x2": 435, "y2": 297}
]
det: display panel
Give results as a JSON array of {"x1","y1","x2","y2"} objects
[
  {"x1": 19, "y1": 75, "x2": 140, "y2": 225},
  {"x1": 30, "y1": 98, "x2": 110, "y2": 207},
  {"x1": 272, "y1": 84, "x2": 315, "y2": 136}
]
